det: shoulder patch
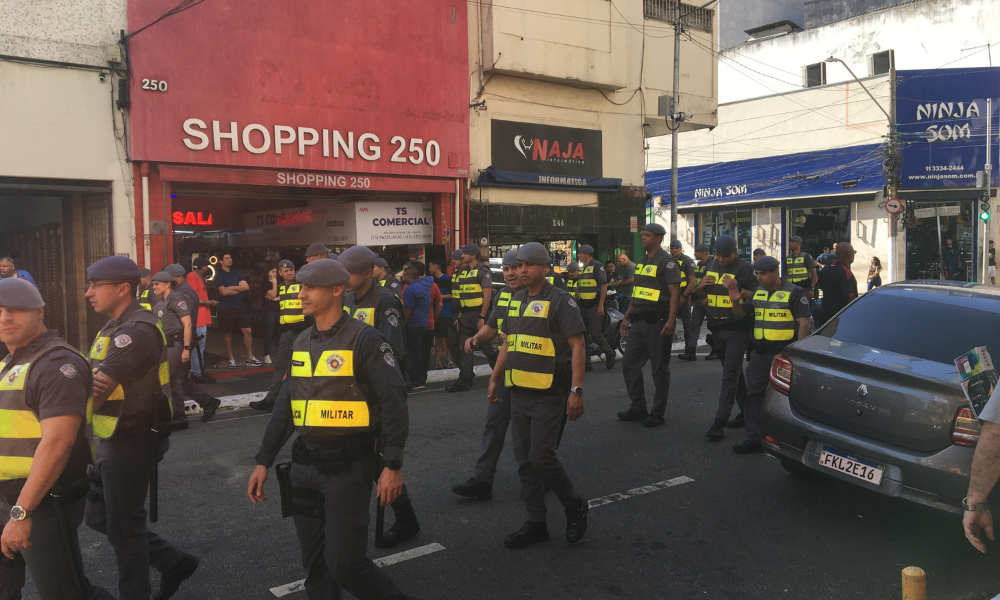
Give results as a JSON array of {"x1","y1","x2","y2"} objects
[
  {"x1": 114, "y1": 334, "x2": 132, "y2": 348},
  {"x1": 567, "y1": 298, "x2": 578, "y2": 308},
  {"x1": 59, "y1": 364, "x2": 77, "y2": 378},
  {"x1": 177, "y1": 301, "x2": 189, "y2": 311},
  {"x1": 387, "y1": 314, "x2": 399, "y2": 327},
  {"x1": 379, "y1": 342, "x2": 391, "y2": 354},
  {"x1": 383, "y1": 352, "x2": 395, "y2": 367},
  {"x1": 157, "y1": 310, "x2": 164, "y2": 318},
  {"x1": 800, "y1": 297, "x2": 810, "y2": 305},
  {"x1": 666, "y1": 261, "x2": 676, "y2": 270}
]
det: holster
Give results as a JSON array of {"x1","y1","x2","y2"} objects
[
  {"x1": 291, "y1": 435, "x2": 376, "y2": 474},
  {"x1": 166, "y1": 332, "x2": 184, "y2": 344},
  {"x1": 275, "y1": 462, "x2": 325, "y2": 519},
  {"x1": 553, "y1": 363, "x2": 572, "y2": 394}
]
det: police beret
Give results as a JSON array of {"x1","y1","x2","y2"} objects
[
  {"x1": 0, "y1": 277, "x2": 44, "y2": 309},
  {"x1": 138, "y1": 268, "x2": 151, "y2": 278},
  {"x1": 165, "y1": 264, "x2": 186, "y2": 278},
  {"x1": 753, "y1": 256, "x2": 781, "y2": 271},
  {"x1": 789, "y1": 235, "x2": 803, "y2": 243},
  {"x1": 339, "y1": 246, "x2": 377, "y2": 274},
  {"x1": 87, "y1": 255, "x2": 140, "y2": 281},
  {"x1": 192, "y1": 257, "x2": 211, "y2": 268},
  {"x1": 461, "y1": 243, "x2": 480, "y2": 256},
  {"x1": 753, "y1": 248, "x2": 766, "y2": 256},
  {"x1": 516, "y1": 242, "x2": 550, "y2": 265},
  {"x1": 296, "y1": 258, "x2": 350, "y2": 287},
  {"x1": 502, "y1": 249, "x2": 518, "y2": 267},
  {"x1": 669, "y1": 239, "x2": 683, "y2": 248},
  {"x1": 328, "y1": 253, "x2": 339, "y2": 261},
  {"x1": 305, "y1": 243, "x2": 329, "y2": 258},
  {"x1": 451, "y1": 249, "x2": 464, "y2": 261},
  {"x1": 151, "y1": 271, "x2": 173, "y2": 283},
  {"x1": 278, "y1": 259, "x2": 295, "y2": 269},
  {"x1": 578, "y1": 244, "x2": 595, "y2": 255},
  {"x1": 694, "y1": 243, "x2": 710, "y2": 253},
  {"x1": 373, "y1": 257, "x2": 389, "y2": 269},
  {"x1": 567, "y1": 262, "x2": 580, "y2": 272},
  {"x1": 714, "y1": 235, "x2": 738, "y2": 255},
  {"x1": 643, "y1": 223, "x2": 667, "y2": 236}
]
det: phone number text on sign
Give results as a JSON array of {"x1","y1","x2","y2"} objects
[{"x1": 277, "y1": 173, "x2": 371, "y2": 189}]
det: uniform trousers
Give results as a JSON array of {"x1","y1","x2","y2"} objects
[
  {"x1": 712, "y1": 328, "x2": 749, "y2": 423},
  {"x1": 580, "y1": 306, "x2": 614, "y2": 358},
  {"x1": 166, "y1": 342, "x2": 187, "y2": 417},
  {"x1": 445, "y1": 313, "x2": 462, "y2": 368},
  {"x1": 622, "y1": 319, "x2": 672, "y2": 417},
  {"x1": 0, "y1": 496, "x2": 114, "y2": 600},
  {"x1": 180, "y1": 356, "x2": 214, "y2": 409},
  {"x1": 676, "y1": 299, "x2": 693, "y2": 349},
  {"x1": 510, "y1": 388, "x2": 580, "y2": 523},
  {"x1": 472, "y1": 385, "x2": 512, "y2": 485},
  {"x1": 743, "y1": 351, "x2": 775, "y2": 442},
  {"x1": 261, "y1": 329, "x2": 300, "y2": 406},
  {"x1": 457, "y1": 311, "x2": 481, "y2": 383},
  {"x1": 86, "y1": 435, "x2": 187, "y2": 600},
  {"x1": 688, "y1": 301, "x2": 706, "y2": 351},
  {"x1": 290, "y1": 459, "x2": 404, "y2": 600}
]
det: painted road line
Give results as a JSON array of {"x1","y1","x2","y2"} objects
[
  {"x1": 270, "y1": 543, "x2": 446, "y2": 598},
  {"x1": 588, "y1": 476, "x2": 694, "y2": 509}
]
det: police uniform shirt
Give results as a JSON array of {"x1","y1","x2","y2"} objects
[
  {"x1": 154, "y1": 292, "x2": 191, "y2": 337},
  {"x1": 345, "y1": 282, "x2": 405, "y2": 357},
  {"x1": 548, "y1": 273, "x2": 568, "y2": 291},
  {"x1": 678, "y1": 254, "x2": 696, "y2": 289},
  {"x1": 738, "y1": 286, "x2": 812, "y2": 345},
  {"x1": 632, "y1": 249, "x2": 682, "y2": 314},
  {"x1": 702, "y1": 258, "x2": 759, "y2": 321},
  {"x1": 578, "y1": 259, "x2": 608, "y2": 307},
  {"x1": 0, "y1": 330, "x2": 92, "y2": 502},
  {"x1": 462, "y1": 262, "x2": 493, "y2": 311},
  {"x1": 784, "y1": 252, "x2": 816, "y2": 287},
  {"x1": 486, "y1": 285, "x2": 514, "y2": 331},
  {"x1": 254, "y1": 317, "x2": 408, "y2": 468},
  {"x1": 174, "y1": 280, "x2": 200, "y2": 315},
  {"x1": 382, "y1": 275, "x2": 403, "y2": 299},
  {"x1": 501, "y1": 283, "x2": 586, "y2": 365},
  {"x1": 95, "y1": 301, "x2": 164, "y2": 391}
]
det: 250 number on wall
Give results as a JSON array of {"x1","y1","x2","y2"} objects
[{"x1": 141, "y1": 79, "x2": 168, "y2": 92}]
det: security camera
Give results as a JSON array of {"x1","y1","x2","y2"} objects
[{"x1": 99, "y1": 73, "x2": 106, "y2": 83}]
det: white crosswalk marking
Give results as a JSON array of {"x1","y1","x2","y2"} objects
[{"x1": 588, "y1": 476, "x2": 694, "y2": 509}]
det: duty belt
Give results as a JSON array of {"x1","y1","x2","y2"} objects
[
  {"x1": 711, "y1": 317, "x2": 751, "y2": 331},
  {"x1": 280, "y1": 322, "x2": 308, "y2": 334},
  {"x1": 166, "y1": 332, "x2": 184, "y2": 344},
  {"x1": 291, "y1": 435, "x2": 376, "y2": 472},
  {"x1": 630, "y1": 310, "x2": 666, "y2": 324}
]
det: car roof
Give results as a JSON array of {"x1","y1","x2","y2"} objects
[{"x1": 879, "y1": 280, "x2": 1000, "y2": 300}]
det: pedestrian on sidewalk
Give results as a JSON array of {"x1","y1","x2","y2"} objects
[
  {"x1": 428, "y1": 259, "x2": 453, "y2": 369},
  {"x1": 261, "y1": 266, "x2": 281, "y2": 363},
  {"x1": 213, "y1": 253, "x2": 261, "y2": 368},
  {"x1": 0, "y1": 258, "x2": 36, "y2": 289},
  {"x1": 187, "y1": 257, "x2": 217, "y2": 383},
  {"x1": 401, "y1": 265, "x2": 437, "y2": 389}
]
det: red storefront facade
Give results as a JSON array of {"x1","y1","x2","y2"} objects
[{"x1": 126, "y1": 0, "x2": 470, "y2": 271}]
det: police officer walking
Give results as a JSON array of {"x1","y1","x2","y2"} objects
[
  {"x1": 617, "y1": 224, "x2": 682, "y2": 428},
  {"x1": 576, "y1": 245, "x2": 615, "y2": 369},
  {"x1": 0, "y1": 278, "x2": 115, "y2": 600},
  {"x1": 452, "y1": 249, "x2": 522, "y2": 500},
  {"x1": 489, "y1": 243, "x2": 589, "y2": 549},
  {"x1": 668, "y1": 240, "x2": 697, "y2": 362},
  {"x1": 448, "y1": 244, "x2": 493, "y2": 393},
  {"x1": 724, "y1": 256, "x2": 811, "y2": 453},
  {"x1": 138, "y1": 268, "x2": 154, "y2": 311},
  {"x1": 563, "y1": 262, "x2": 579, "y2": 298},
  {"x1": 784, "y1": 236, "x2": 817, "y2": 294},
  {"x1": 678, "y1": 243, "x2": 711, "y2": 361},
  {"x1": 340, "y1": 246, "x2": 419, "y2": 548},
  {"x1": 373, "y1": 258, "x2": 403, "y2": 299},
  {"x1": 445, "y1": 249, "x2": 465, "y2": 370},
  {"x1": 83, "y1": 256, "x2": 199, "y2": 600},
  {"x1": 247, "y1": 258, "x2": 414, "y2": 600},
  {"x1": 694, "y1": 236, "x2": 759, "y2": 441},
  {"x1": 150, "y1": 271, "x2": 195, "y2": 430},
  {"x1": 250, "y1": 259, "x2": 307, "y2": 413}
]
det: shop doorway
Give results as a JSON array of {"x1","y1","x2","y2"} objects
[
  {"x1": 905, "y1": 201, "x2": 975, "y2": 281},
  {"x1": 699, "y1": 209, "x2": 752, "y2": 260},
  {"x1": 788, "y1": 206, "x2": 851, "y2": 260}
]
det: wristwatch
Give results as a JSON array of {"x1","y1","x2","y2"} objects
[
  {"x1": 963, "y1": 497, "x2": 990, "y2": 511},
  {"x1": 570, "y1": 386, "x2": 584, "y2": 396},
  {"x1": 183, "y1": 345, "x2": 191, "y2": 350},
  {"x1": 9, "y1": 506, "x2": 30, "y2": 521}
]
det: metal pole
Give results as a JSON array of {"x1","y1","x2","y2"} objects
[
  {"x1": 984, "y1": 98, "x2": 992, "y2": 284},
  {"x1": 670, "y1": 2, "x2": 681, "y2": 242},
  {"x1": 888, "y1": 60, "x2": 898, "y2": 284}
]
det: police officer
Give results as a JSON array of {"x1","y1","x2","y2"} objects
[
  {"x1": 679, "y1": 243, "x2": 710, "y2": 361},
  {"x1": 138, "y1": 268, "x2": 154, "y2": 311},
  {"x1": 448, "y1": 244, "x2": 492, "y2": 393},
  {"x1": 340, "y1": 246, "x2": 419, "y2": 548},
  {"x1": 250, "y1": 259, "x2": 307, "y2": 413},
  {"x1": 668, "y1": 240, "x2": 698, "y2": 362},
  {"x1": 724, "y1": 256, "x2": 811, "y2": 453},
  {"x1": 545, "y1": 264, "x2": 567, "y2": 291},
  {"x1": 576, "y1": 245, "x2": 615, "y2": 370},
  {"x1": 452, "y1": 249, "x2": 522, "y2": 500},
  {"x1": 488, "y1": 243, "x2": 588, "y2": 549},
  {"x1": 753, "y1": 248, "x2": 766, "y2": 261},
  {"x1": 563, "y1": 262, "x2": 580, "y2": 298},
  {"x1": 784, "y1": 235, "x2": 817, "y2": 293},
  {"x1": 694, "y1": 236, "x2": 759, "y2": 441},
  {"x1": 151, "y1": 271, "x2": 194, "y2": 430},
  {"x1": 618, "y1": 224, "x2": 682, "y2": 428},
  {"x1": 0, "y1": 278, "x2": 114, "y2": 600},
  {"x1": 446, "y1": 249, "x2": 465, "y2": 371},
  {"x1": 246, "y1": 259, "x2": 414, "y2": 600},
  {"x1": 83, "y1": 256, "x2": 199, "y2": 600},
  {"x1": 305, "y1": 242, "x2": 330, "y2": 263},
  {"x1": 373, "y1": 258, "x2": 403, "y2": 299}
]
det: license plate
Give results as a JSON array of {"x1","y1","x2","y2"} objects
[{"x1": 818, "y1": 446, "x2": 885, "y2": 485}]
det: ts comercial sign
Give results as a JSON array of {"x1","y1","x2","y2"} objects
[
  {"x1": 490, "y1": 119, "x2": 603, "y2": 178},
  {"x1": 355, "y1": 202, "x2": 433, "y2": 245}
]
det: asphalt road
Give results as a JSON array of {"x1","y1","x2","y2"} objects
[{"x1": 24, "y1": 357, "x2": 1000, "y2": 600}]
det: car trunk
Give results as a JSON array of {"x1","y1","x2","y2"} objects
[{"x1": 785, "y1": 336, "x2": 964, "y2": 453}]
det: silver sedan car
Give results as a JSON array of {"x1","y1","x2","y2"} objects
[{"x1": 761, "y1": 281, "x2": 998, "y2": 514}]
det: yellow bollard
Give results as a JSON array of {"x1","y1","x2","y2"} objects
[{"x1": 902, "y1": 566, "x2": 926, "y2": 600}]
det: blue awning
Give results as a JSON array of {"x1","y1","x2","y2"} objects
[
  {"x1": 645, "y1": 144, "x2": 884, "y2": 207},
  {"x1": 477, "y1": 167, "x2": 622, "y2": 193}
]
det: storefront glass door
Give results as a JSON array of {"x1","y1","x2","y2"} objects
[
  {"x1": 788, "y1": 206, "x2": 851, "y2": 260},
  {"x1": 699, "y1": 209, "x2": 752, "y2": 260},
  {"x1": 905, "y1": 201, "x2": 975, "y2": 281}
]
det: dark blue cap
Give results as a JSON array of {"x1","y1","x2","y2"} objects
[
  {"x1": 566, "y1": 262, "x2": 580, "y2": 272},
  {"x1": 340, "y1": 246, "x2": 377, "y2": 274},
  {"x1": 297, "y1": 258, "x2": 350, "y2": 287},
  {"x1": 462, "y1": 243, "x2": 480, "y2": 256},
  {"x1": 278, "y1": 259, "x2": 295, "y2": 269},
  {"x1": 151, "y1": 271, "x2": 173, "y2": 283},
  {"x1": 753, "y1": 256, "x2": 781, "y2": 271},
  {"x1": 0, "y1": 277, "x2": 44, "y2": 309},
  {"x1": 373, "y1": 257, "x2": 389, "y2": 269},
  {"x1": 714, "y1": 235, "x2": 737, "y2": 255},
  {"x1": 328, "y1": 252, "x2": 339, "y2": 261},
  {"x1": 502, "y1": 249, "x2": 518, "y2": 267},
  {"x1": 643, "y1": 223, "x2": 667, "y2": 236},
  {"x1": 451, "y1": 249, "x2": 463, "y2": 261},
  {"x1": 138, "y1": 268, "x2": 151, "y2": 278},
  {"x1": 192, "y1": 257, "x2": 210, "y2": 268},
  {"x1": 165, "y1": 264, "x2": 186, "y2": 278},
  {"x1": 578, "y1": 245, "x2": 594, "y2": 255},
  {"x1": 306, "y1": 243, "x2": 328, "y2": 258},
  {"x1": 694, "y1": 243, "x2": 710, "y2": 253},
  {"x1": 669, "y1": 239, "x2": 683, "y2": 248},
  {"x1": 753, "y1": 248, "x2": 766, "y2": 256},
  {"x1": 87, "y1": 255, "x2": 140, "y2": 281},
  {"x1": 789, "y1": 235, "x2": 803, "y2": 243},
  {"x1": 516, "y1": 242, "x2": 550, "y2": 265}
]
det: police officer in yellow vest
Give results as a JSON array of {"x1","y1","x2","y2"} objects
[
  {"x1": 340, "y1": 246, "x2": 419, "y2": 548},
  {"x1": 489, "y1": 242, "x2": 589, "y2": 549},
  {"x1": 618, "y1": 224, "x2": 682, "y2": 427},
  {"x1": 449, "y1": 244, "x2": 493, "y2": 393},
  {"x1": 0, "y1": 278, "x2": 114, "y2": 600},
  {"x1": 694, "y1": 236, "x2": 760, "y2": 442},
  {"x1": 373, "y1": 258, "x2": 403, "y2": 299},
  {"x1": 679, "y1": 243, "x2": 711, "y2": 361},
  {"x1": 576, "y1": 245, "x2": 616, "y2": 370},
  {"x1": 251, "y1": 259, "x2": 308, "y2": 413},
  {"x1": 83, "y1": 256, "x2": 199, "y2": 600},
  {"x1": 138, "y1": 268, "x2": 153, "y2": 311},
  {"x1": 668, "y1": 240, "x2": 698, "y2": 361},
  {"x1": 445, "y1": 249, "x2": 465, "y2": 371},
  {"x1": 723, "y1": 256, "x2": 812, "y2": 454},
  {"x1": 453, "y1": 249, "x2": 522, "y2": 500},
  {"x1": 784, "y1": 235, "x2": 817, "y2": 294},
  {"x1": 563, "y1": 262, "x2": 580, "y2": 299},
  {"x1": 247, "y1": 258, "x2": 413, "y2": 600}
]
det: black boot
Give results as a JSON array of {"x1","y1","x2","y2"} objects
[
  {"x1": 726, "y1": 413, "x2": 745, "y2": 428},
  {"x1": 248, "y1": 399, "x2": 273, "y2": 413},
  {"x1": 152, "y1": 553, "x2": 199, "y2": 600},
  {"x1": 378, "y1": 500, "x2": 420, "y2": 549},
  {"x1": 705, "y1": 350, "x2": 719, "y2": 360},
  {"x1": 504, "y1": 521, "x2": 550, "y2": 549},
  {"x1": 733, "y1": 439, "x2": 764, "y2": 454},
  {"x1": 677, "y1": 348, "x2": 697, "y2": 361},
  {"x1": 606, "y1": 352, "x2": 616, "y2": 370},
  {"x1": 201, "y1": 398, "x2": 221, "y2": 422},
  {"x1": 445, "y1": 380, "x2": 470, "y2": 392},
  {"x1": 565, "y1": 497, "x2": 589, "y2": 543},
  {"x1": 705, "y1": 419, "x2": 726, "y2": 441},
  {"x1": 617, "y1": 407, "x2": 649, "y2": 422},
  {"x1": 451, "y1": 478, "x2": 493, "y2": 500}
]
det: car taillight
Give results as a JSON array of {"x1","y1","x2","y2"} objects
[
  {"x1": 769, "y1": 355, "x2": 792, "y2": 395},
  {"x1": 952, "y1": 407, "x2": 981, "y2": 447}
]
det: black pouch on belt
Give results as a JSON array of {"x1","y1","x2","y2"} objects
[
  {"x1": 275, "y1": 462, "x2": 325, "y2": 519},
  {"x1": 292, "y1": 436, "x2": 373, "y2": 474}
]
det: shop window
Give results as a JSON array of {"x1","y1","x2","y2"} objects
[
  {"x1": 869, "y1": 50, "x2": 894, "y2": 76},
  {"x1": 788, "y1": 206, "x2": 850, "y2": 260},
  {"x1": 803, "y1": 62, "x2": 826, "y2": 88},
  {"x1": 699, "y1": 209, "x2": 752, "y2": 260},
  {"x1": 905, "y1": 201, "x2": 975, "y2": 282}
]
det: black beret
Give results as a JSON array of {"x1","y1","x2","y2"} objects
[
  {"x1": 516, "y1": 242, "x2": 550, "y2": 265},
  {"x1": 502, "y1": 249, "x2": 518, "y2": 267},
  {"x1": 278, "y1": 259, "x2": 295, "y2": 269},
  {"x1": 192, "y1": 257, "x2": 211, "y2": 268},
  {"x1": 694, "y1": 243, "x2": 710, "y2": 252},
  {"x1": 451, "y1": 249, "x2": 464, "y2": 261},
  {"x1": 643, "y1": 223, "x2": 666, "y2": 236},
  {"x1": 578, "y1": 244, "x2": 595, "y2": 255},
  {"x1": 296, "y1": 258, "x2": 350, "y2": 287},
  {"x1": 151, "y1": 271, "x2": 173, "y2": 283},
  {"x1": 0, "y1": 278, "x2": 44, "y2": 309},
  {"x1": 669, "y1": 239, "x2": 683, "y2": 248},
  {"x1": 340, "y1": 246, "x2": 377, "y2": 274},
  {"x1": 87, "y1": 255, "x2": 140, "y2": 281},
  {"x1": 461, "y1": 243, "x2": 480, "y2": 256},
  {"x1": 305, "y1": 243, "x2": 329, "y2": 257},
  {"x1": 789, "y1": 235, "x2": 803, "y2": 243},
  {"x1": 753, "y1": 248, "x2": 766, "y2": 256},
  {"x1": 753, "y1": 256, "x2": 781, "y2": 271},
  {"x1": 714, "y1": 235, "x2": 737, "y2": 255}
]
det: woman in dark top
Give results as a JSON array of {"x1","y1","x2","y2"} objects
[
  {"x1": 867, "y1": 257, "x2": 882, "y2": 291},
  {"x1": 261, "y1": 267, "x2": 281, "y2": 364}
]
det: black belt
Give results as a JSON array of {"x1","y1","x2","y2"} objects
[
  {"x1": 280, "y1": 323, "x2": 308, "y2": 334},
  {"x1": 166, "y1": 332, "x2": 184, "y2": 343},
  {"x1": 292, "y1": 434, "x2": 376, "y2": 472},
  {"x1": 630, "y1": 310, "x2": 666, "y2": 324},
  {"x1": 710, "y1": 318, "x2": 751, "y2": 331}
]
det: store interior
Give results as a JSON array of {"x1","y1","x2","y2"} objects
[
  {"x1": 788, "y1": 206, "x2": 851, "y2": 260},
  {"x1": 905, "y1": 200, "x2": 975, "y2": 281}
]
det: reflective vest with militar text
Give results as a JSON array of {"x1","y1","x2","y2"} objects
[
  {"x1": 751, "y1": 282, "x2": 798, "y2": 346},
  {"x1": 279, "y1": 284, "x2": 305, "y2": 325},
  {"x1": 504, "y1": 284, "x2": 561, "y2": 390}
]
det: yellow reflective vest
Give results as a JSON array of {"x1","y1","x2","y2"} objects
[
  {"x1": 751, "y1": 282, "x2": 798, "y2": 347},
  {"x1": 503, "y1": 285, "x2": 560, "y2": 390},
  {"x1": 279, "y1": 283, "x2": 305, "y2": 325}
]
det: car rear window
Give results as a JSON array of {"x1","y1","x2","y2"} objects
[{"x1": 817, "y1": 288, "x2": 1000, "y2": 365}]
